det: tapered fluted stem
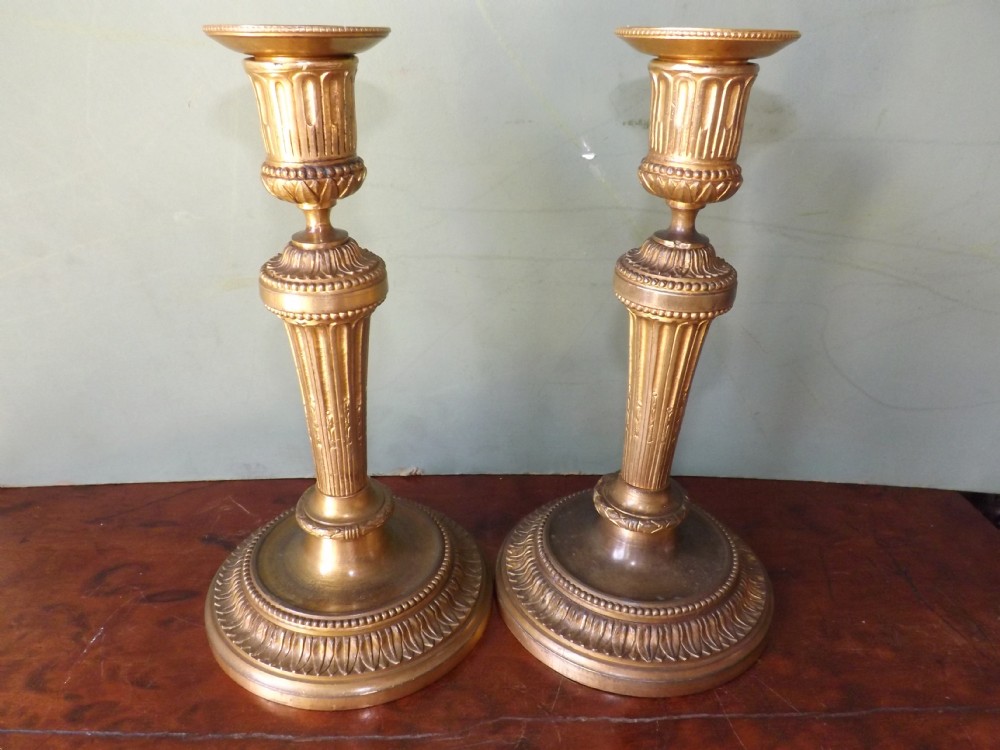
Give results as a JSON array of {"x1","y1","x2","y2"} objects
[
  {"x1": 600, "y1": 232, "x2": 736, "y2": 528},
  {"x1": 620, "y1": 315, "x2": 711, "y2": 491},
  {"x1": 258, "y1": 233, "x2": 387, "y2": 528},
  {"x1": 285, "y1": 317, "x2": 370, "y2": 497}
]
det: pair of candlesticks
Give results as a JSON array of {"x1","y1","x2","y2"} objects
[{"x1": 202, "y1": 24, "x2": 799, "y2": 709}]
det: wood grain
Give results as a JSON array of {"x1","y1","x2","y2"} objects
[{"x1": 0, "y1": 476, "x2": 997, "y2": 748}]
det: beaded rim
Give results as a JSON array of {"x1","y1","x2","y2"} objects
[
  {"x1": 203, "y1": 25, "x2": 389, "y2": 37},
  {"x1": 203, "y1": 25, "x2": 390, "y2": 58},
  {"x1": 615, "y1": 27, "x2": 799, "y2": 62},
  {"x1": 616, "y1": 27, "x2": 799, "y2": 42}
]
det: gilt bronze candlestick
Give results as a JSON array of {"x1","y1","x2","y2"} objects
[
  {"x1": 202, "y1": 25, "x2": 490, "y2": 709},
  {"x1": 497, "y1": 28, "x2": 799, "y2": 696}
]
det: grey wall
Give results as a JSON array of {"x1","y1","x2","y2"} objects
[{"x1": 2, "y1": 1, "x2": 998, "y2": 491}]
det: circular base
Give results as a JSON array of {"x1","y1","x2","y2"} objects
[
  {"x1": 496, "y1": 489, "x2": 772, "y2": 697},
  {"x1": 206, "y1": 495, "x2": 491, "y2": 709}
]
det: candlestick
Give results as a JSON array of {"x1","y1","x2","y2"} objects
[
  {"x1": 497, "y1": 27, "x2": 799, "y2": 696},
  {"x1": 202, "y1": 25, "x2": 491, "y2": 709}
]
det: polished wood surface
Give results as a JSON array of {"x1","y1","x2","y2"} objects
[{"x1": 0, "y1": 476, "x2": 997, "y2": 748}]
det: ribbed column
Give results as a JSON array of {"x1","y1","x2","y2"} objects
[
  {"x1": 607, "y1": 233, "x2": 736, "y2": 529},
  {"x1": 285, "y1": 317, "x2": 370, "y2": 497},
  {"x1": 258, "y1": 234, "x2": 387, "y2": 510},
  {"x1": 620, "y1": 314, "x2": 711, "y2": 491}
]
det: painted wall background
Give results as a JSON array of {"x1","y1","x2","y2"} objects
[{"x1": 2, "y1": 1, "x2": 998, "y2": 490}]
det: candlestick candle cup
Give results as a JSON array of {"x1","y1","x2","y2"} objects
[
  {"x1": 496, "y1": 27, "x2": 799, "y2": 697},
  {"x1": 201, "y1": 25, "x2": 491, "y2": 710}
]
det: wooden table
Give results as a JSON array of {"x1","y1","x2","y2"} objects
[{"x1": 1, "y1": 476, "x2": 997, "y2": 748}]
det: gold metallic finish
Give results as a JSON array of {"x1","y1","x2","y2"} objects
[
  {"x1": 202, "y1": 25, "x2": 490, "y2": 709},
  {"x1": 203, "y1": 25, "x2": 390, "y2": 58},
  {"x1": 497, "y1": 27, "x2": 798, "y2": 697},
  {"x1": 615, "y1": 27, "x2": 799, "y2": 62}
]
